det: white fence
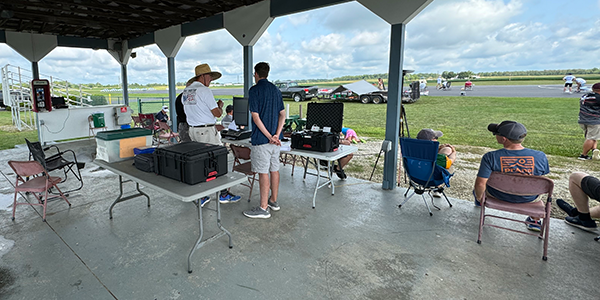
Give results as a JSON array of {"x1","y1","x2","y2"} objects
[{"x1": 0, "y1": 64, "x2": 93, "y2": 131}]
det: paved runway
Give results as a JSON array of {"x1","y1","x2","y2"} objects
[{"x1": 425, "y1": 84, "x2": 586, "y2": 98}]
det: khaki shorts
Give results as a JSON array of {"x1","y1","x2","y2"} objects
[
  {"x1": 189, "y1": 126, "x2": 221, "y2": 145},
  {"x1": 580, "y1": 124, "x2": 600, "y2": 140},
  {"x1": 251, "y1": 143, "x2": 280, "y2": 174}
]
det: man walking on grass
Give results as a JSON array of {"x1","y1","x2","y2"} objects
[
  {"x1": 577, "y1": 82, "x2": 600, "y2": 160},
  {"x1": 243, "y1": 62, "x2": 286, "y2": 219}
]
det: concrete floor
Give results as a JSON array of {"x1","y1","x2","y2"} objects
[{"x1": 0, "y1": 139, "x2": 598, "y2": 300}]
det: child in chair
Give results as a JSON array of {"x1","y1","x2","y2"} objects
[{"x1": 341, "y1": 127, "x2": 365, "y2": 144}]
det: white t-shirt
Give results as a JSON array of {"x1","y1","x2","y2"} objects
[
  {"x1": 182, "y1": 81, "x2": 218, "y2": 126},
  {"x1": 563, "y1": 75, "x2": 575, "y2": 83},
  {"x1": 576, "y1": 78, "x2": 586, "y2": 85},
  {"x1": 437, "y1": 77, "x2": 442, "y2": 84}
]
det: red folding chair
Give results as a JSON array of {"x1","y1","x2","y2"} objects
[
  {"x1": 477, "y1": 172, "x2": 554, "y2": 260},
  {"x1": 8, "y1": 160, "x2": 71, "y2": 222}
]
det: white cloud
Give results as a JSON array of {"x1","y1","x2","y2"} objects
[
  {"x1": 301, "y1": 33, "x2": 345, "y2": 53},
  {"x1": 1, "y1": 0, "x2": 599, "y2": 84}
]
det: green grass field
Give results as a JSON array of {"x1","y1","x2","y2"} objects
[
  {"x1": 0, "y1": 93, "x2": 587, "y2": 158},
  {"x1": 283, "y1": 95, "x2": 583, "y2": 158}
]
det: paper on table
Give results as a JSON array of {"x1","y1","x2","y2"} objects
[
  {"x1": 280, "y1": 144, "x2": 291, "y2": 151},
  {"x1": 228, "y1": 120, "x2": 238, "y2": 131}
]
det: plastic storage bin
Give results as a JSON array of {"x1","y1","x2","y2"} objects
[{"x1": 96, "y1": 128, "x2": 152, "y2": 163}]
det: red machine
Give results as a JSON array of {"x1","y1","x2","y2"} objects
[{"x1": 31, "y1": 79, "x2": 52, "y2": 112}]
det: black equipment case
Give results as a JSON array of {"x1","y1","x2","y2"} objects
[
  {"x1": 220, "y1": 129, "x2": 252, "y2": 140},
  {"x1": 134, "y1": 153, "x2": 155, "y2": 172},
  {"x1": 291, "y1": 131, "x2": 339, "y2": 152},
  {"x1": 153, "y1": 142, "x2": 228, "y2": 184},
  {"x1": 291, "y1": 102, "x2": 343, "y2": 152}
]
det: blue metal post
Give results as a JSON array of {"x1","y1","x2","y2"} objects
[
  {"x1": 121, "y1": 64, "x2": 129, "y2": 106},
  {"x1": 382, "y1": 23, "x2": 405, "y2": 190},
  {"x1": 167, "y1": 57, "x2": 177, "y2": 131},
  {"x1": 243, "y1": 45, "x2": 253, "y2": 129}
]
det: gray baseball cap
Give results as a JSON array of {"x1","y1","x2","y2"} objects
[
  {"x1": 488, "y1": 121, "x2": 527, "y2": 140},
  {"x1": 416, "y1": 128, "x2": 443, "y2": 141}
]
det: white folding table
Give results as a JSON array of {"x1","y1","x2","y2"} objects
[
  {"x1": 221, "y1": 138, "x2": 358, "y2": 208},
  {"x1": 94, "y1": 159, "x2": 247, "y2": 273}
]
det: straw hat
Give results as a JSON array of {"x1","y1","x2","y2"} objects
[{"x1": 194, "y1": 63, "x2": 222, "y2": 81}]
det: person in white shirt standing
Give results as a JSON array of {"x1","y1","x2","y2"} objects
[
  {"x1": 563, "y1": 73, "x2": 576, "y2": 94},
  {"x1": 182, "y1": 63, "x2": 241, "y2": 205}
]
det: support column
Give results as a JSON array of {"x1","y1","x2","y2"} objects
[
  {"x1": 121, "y1": 65, "x2": 129, "y2": 106},
  {"x1": 167, "y1": 57, "x2": 177, "y2": 131},
  {"x1": 243, "y1": 45, "x2": 253, "y2": 129},
  {"x1": 154, "y1": 25, "x2": 184, "y2": 131},
  {"x1": 243, "y1": 46, "x2": 253, "y2": 97},
  {"x1": 31, "y1": 61, "x2": 39, "y2": 80},
  {"x1": 107, "y1": 40, "x2": 132, "y2": 107},
  {"x1": 382, "y1": 23, "x2": 405, "y2": 190}
]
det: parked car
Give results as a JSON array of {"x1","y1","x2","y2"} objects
[{"x1": 275, "y1": 81, "x2": 318, "y2": 102}]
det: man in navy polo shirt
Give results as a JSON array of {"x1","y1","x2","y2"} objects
[{"x1": 243, "y1": 62, "x2": 286, "y2": 219}]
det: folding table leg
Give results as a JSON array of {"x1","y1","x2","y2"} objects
[{"x1": 109, "y1": 175, "x2": 151, "y2": 219}]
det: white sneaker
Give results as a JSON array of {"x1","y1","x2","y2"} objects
[{"x1": 592, "y1": 149, "x2": 600, "y2": 160}]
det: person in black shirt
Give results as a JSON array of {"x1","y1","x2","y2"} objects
[
  {"x1": 155, "y1": 105, "x2": 169, "y2": 123},
  {"x1": 175, "y1": 78, "x2": 195, "y2": 142}
]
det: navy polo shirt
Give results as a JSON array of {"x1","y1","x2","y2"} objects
[{"x1": 249, "y1": 79, "x2": 284, "y2": 146}]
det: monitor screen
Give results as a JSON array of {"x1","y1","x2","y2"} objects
[{"x1": 232, "y1": 97, "x2": 249, "y2": 127}]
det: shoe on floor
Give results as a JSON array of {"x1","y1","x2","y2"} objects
[
  {"x1": 556, "y1": 199, "x2": 579, "y2": 217},
  {"x1": 565, "y1": 216, "x2": 598, "y2": 232},
  {"x1": 243, "y1": 206, "x2": 271, "y2": 219},
  {"x1": 592, "y1": 149, "x2": 600, "y2": 160},
  {"x1": 333, "y1": 166, "x2": 347, "y2": 180},
  {"x1": 352, "y1": 140, "x2": 357, "y2": 144},
  {"x1": 525, "y1": 216, "x2": 542, "y2": 232},
  {"x1": 219, "y1": 192, "x2": 241, "y2": 203},
  {"x1": 432, "y1": 191, "x2": 442, "y2": 198},
  {"x1": 578, "y1": 154, "x2": 591, "y2": 160},
  {"x1": 200, "y1": 196, "x2": 210, "y2": 208},
  {"x1": 268, "y1": 199, "x2": 280, "y2": 211}
]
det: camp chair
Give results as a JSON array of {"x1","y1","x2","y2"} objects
[
  {"x1": 229, "y1": 144, "x2": 257, "y2": 202},
  {"x1": 399, "y1": 137, "x2": 453, "y2": 216},
  {"x1": 139, "y1": 113, "x2": 161, "y2": 144},
  {"x1": 25, "y1": 139, "x2": 84, "y2": 194},
  {"x1": 7, "y1": 160, "x2": 71, "y2": 222},
  {"x1": 139, "y1": 113, "x2": 160, "y2": 132},
  {"x1": 477, "y1": 172, "x2": 553, "y2": 260},
  {"x1": 156, "y1": 121, "x2": 180, "y2": 146},
  {"x1": 131, "y1": 115, "x2": 142, "y2": 127}
]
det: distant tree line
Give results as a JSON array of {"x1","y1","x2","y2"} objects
[{"x1": 294, "y1": 68, "x2": 600, "y2": 83}]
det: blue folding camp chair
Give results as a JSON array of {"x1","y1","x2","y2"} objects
[{"x1": 399, "y1": 137, "x2": 453, "y2": 216}]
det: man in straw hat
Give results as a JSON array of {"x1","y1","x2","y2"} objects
[{"x1": 182, "y1": 63, "x2": 241, "y2": 205}]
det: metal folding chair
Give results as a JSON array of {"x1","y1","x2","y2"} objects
[
  {"x1": 8, "y1": 160, "x2": 71, "y2": 221},
  {"x1": 477, "y1": 172, "x2": 554, "y2": 260},
  {"x1": 25, "y1": 139, "x2": 84, "y2": 194}
]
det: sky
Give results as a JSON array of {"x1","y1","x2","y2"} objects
[{"x1": 0, "y1": 0, "x2": 599, "y2": 85}]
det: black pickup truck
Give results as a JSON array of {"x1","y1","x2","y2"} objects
[{"x1": 275, "y1": 81, "x2": 318, "y2": 102}]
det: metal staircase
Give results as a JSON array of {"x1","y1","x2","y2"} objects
[{"x1": 1, "y1": 64, "x2": 93, "y2": 131}]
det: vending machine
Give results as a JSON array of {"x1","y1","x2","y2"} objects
[{"x1": 31, "y1": 79, "x2": 52, "y2": 113}]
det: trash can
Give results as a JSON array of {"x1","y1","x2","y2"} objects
[{"x1": 91, "y1": 112, "x2": 105, "y2": 128}]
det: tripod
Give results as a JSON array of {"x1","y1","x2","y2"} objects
[{"x1": 369, "y1": 105, "x2": 409, "y2": 181}]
